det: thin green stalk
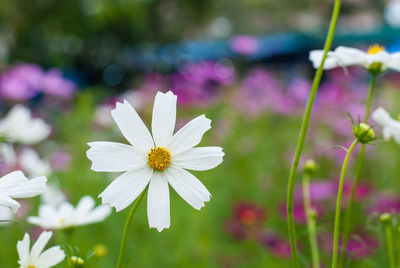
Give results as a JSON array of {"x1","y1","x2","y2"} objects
[
  {"x1": 286, "y1": 0, "x2": 342, "y2": 266},
  {"x1": 384, "y1": 221, "x2": 395, "y2": 268},
  {"x1": 338, "y1": 73, "x2": 377, "y2": 267},
  {"x1": 331, "y1": 140, "x2": 358, "y2": 268},
  {"x1": 302, "y1": 174, "x2": 320, "y2": 268},
  {"x1": 116, "y1": 190, "x2": 146, "y2": 268}
]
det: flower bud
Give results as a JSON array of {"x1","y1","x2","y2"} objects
[
  {"x1": 353, "y1": 123, "x2": 375, "y2": 144},
  {"x1": 71, "y1": 256, "x2": 84, "y2": 267},
  {"x1": 367, "y1": 62, "x2": 385, "y2": 75},
  {"x1": 93, "y1": 244, "x2": 108, "y2": 259},
  {"x1": 380, "y1": 213, "x2": 392, "y2": 223},
  {"x1": 303, "y1": 159, "x2": 318, "y2": 176}
]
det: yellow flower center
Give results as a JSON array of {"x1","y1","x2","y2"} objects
[
  {"x1": 367, "y1": 44, "x2": 385, "y2": 54},
  {"x1": 147, "y1": 147, "x2": 171, "y2": 171},
  {"x1": 59, "y1": 218, "x2": 65, "y2": 225},
  {"x1": 28, "y1": 265, "x2": 36, "y2": 268}
]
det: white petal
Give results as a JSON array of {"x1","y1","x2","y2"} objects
[
  {"x1": 87, "y1": 142, "x2": 147, "y2": 172},
  {"x1": 19, "y1": 148, "x2": 51, "y2": 177},
  {"x1": 99, "y1": 166, "x2": 153, "y2": 212},
  {"x1": 6, "y1": 176, "x2": 47, "y2": 199},
  {"x1": 309, "y1": 50, "x2": 340, "y2": 70},
  {"x1": 111, "y1": 100, "x2": 154, "y2": 153},
  {"x1": 30, "y1": 231, "x2": 52, "y2": 261},
  {"x1": 172, "y1": 146, "x2": 224, "y2": 171},
  {"x1": 167, "y1": 115, "x2": 211, "y2": 154},
  {"x1": 334, "y1": 46, "x2": 366, "y2": 66},
  {"x1": 17, "y1": 233, "x2": 30, "y2": 265},
  {"x1": 165, "y1": 165, "x2": 210, "y2": 210},
  {"x1": 0, "y1": 171, "x2": 29, "y2": 189},
  {"x1": 147, "y1": 172, "x2": 170, "y2": 232},
  {"x1": 151, "y1": 91, "x2": 177, "y2": 147},
  {"x1": 0, "y1": 195, "x2": 20, "y2": 213},
  {"x1": 83, "y1": 204, "x2": 111, "y2": 224},
  {"x1": 0, "y1": 205, "x2": 13, "y2": 222},
  {"x1": 372, "y1": 107, "x2": 392, "y2": 127},
  {"x1": 75, "y1": 196, "x2": 95, "y2": 214},
  {"x1": 35, "y1": 246, "x2": 65, "y2": 267},
  {"x1": 387, "y1": 52, "x2": 400, "y2": 71}
]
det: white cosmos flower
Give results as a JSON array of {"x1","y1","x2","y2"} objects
[
  {"x1": 309, "y1": 45, "x2": 400, "y2": 72},
  {"x1": 40, "y1": 184, "x2": 67, "y2": 207},
  {"x1": 17, "y1": 231, "x2": 65, "y2": 268},
  {"x1": 20, "y1": 148, "x2": 52, "y2": 177},
  {"x1": 372, "y1": 107, "x2": 400, "y2": 143},
  {"x1": 28, "y1": 195, "x2": 111, "y2": 229},
  {"x1": 86, "y1": 91, "x2": 224, "y2": 231},
  {"x1": 0, "y1": 171, "x2": 47, "y2": 213},
  {"x1": 0, "y1": 105, "x2": 51, "y2": 144}
]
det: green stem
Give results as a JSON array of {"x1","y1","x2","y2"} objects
[
  {"x1": 384, "y1": 221, "x2": 395, "y2": 268},
  {"x1": 286, "y1": 0, "x2": 342, "y2": 266},
  {"x1": 302, "y1": 174, "x2": 320, "y2": 268},
  {"x1": 116, "y1": 190, "x2": 146, "y2": 268},
  {"x1": 331, "y1": 140, "x2": 359, "y2": 268},
  {"x1": 338, "y1": 73, "x2": 377, "y2": 267}
]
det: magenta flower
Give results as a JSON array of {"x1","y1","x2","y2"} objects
[
  {"x1": 41, "y1": 69, "x2": 76, "y2": 98},
  {"x1": 346, "y1": 233, "x2": 379, "y2": 259},
  {"x1": 225, "y1": 202, "x2": 266, "y2": 240},
  {"x1": 0, "y1": 64, "x2": 43, "y2": 100},
  {"x1": 258, "y1": 230, "x2": 292, "y2": 259},
  {"x1": 232, "y1": 69, "x2": 282, "y2": 116},
  {"x1": 229, "y1": 35, "x2": 259, "y2": 55},
  {"x1": 50, "y1": 150, "x2": 71, "y2": 171},
  {"x1": 279, "y1": 202, "x2": 323, "y2": 224},
  {"x1": 171, "y1": 61, "x2": 235, "y2": 106},
  {"x1": 319, "y1": 232, "x2": 378, "y2": 259},
  {"x1": 369, "y1": 196, "x2": 400, "y2": 215},
  {"x1": 294, "y1": 180, "x2": 335, "y2": 202}
]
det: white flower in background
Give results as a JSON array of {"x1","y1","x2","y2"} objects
[
  {"x1": 0, "y1": 105, "x2": 51, "y2": 144},
  {"x1": 0, "y1": 143, "x2": 16, "y2": 166},
  {"x1": 41, "y1": 184, "x2": 67, "y2": 207},
  {"x1": 87, "y1": 91, "x2": 224, "y2": 231},
  {"x1": 20, "y1": 148, "x2": 52, "y2": 177},
  {"x1": 309, "y1": 45, "x2": 400, "y2": 73},
  {"x1": 17, "y1": 231, "x2": 65, "y2": 268},
  {"x1": 372, "y1": 107, "x2": 400, "y2": 143},
  {"x1": 28, "y1": 195, "x2": 111, "y2": 229},
  {"x1": 0, "y1": 171, "x2": 47, "y2": 213},
  {"x1": 385, "y1": 0, "x2": 400, "y2": 27}
]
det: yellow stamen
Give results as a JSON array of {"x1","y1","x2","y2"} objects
[
  {"x1": 367, "y1": 44, "x2": 385, "y2": 55},
  {"x1": 148, "y1": 147, "x2": 171, "y2": 171},
  {"x1": 28, "y1": 265, "x2": 36, "y2": 268},
  {"x1": 59, "y1": 218, "x2": 65, "y2": 225}
]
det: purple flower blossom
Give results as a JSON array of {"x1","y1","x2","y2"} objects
[
  {"x1": 225, "y1": 202, "x2": 266, "y2": 240},
  {"x1": 319, "y1": 232, "x2": 378, "y2": 259},
  {"x1": 232, "y1": 69, "x2": 282, "y2": 116},
  {"x1": 279, "y1": 202, "x2": 323, "y2": 224},
  {"x1": 258, "y1": 230, "x2": 292, "y2": 259},
  {"x1": 0, "y1": 64, "x2": 43, "y2": 100},
  {"x1": 229, "y1": 35, "x2": 259, "y2": 55},
  {"x1": 0, "y1": 63, "x2": 76, "y2": 101},
  {"x1": 172, "y1": 61, "x2": 235, "y2": 106},
  {"x1": 369, "y1": 196, "x2": 400, "y2": 215},
  {"x1": 41, "y1": 69, "x2": 76, "y2": 98},
  {"x1": 294, "y1": 181, "x2": 335, "y2": 202}
]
